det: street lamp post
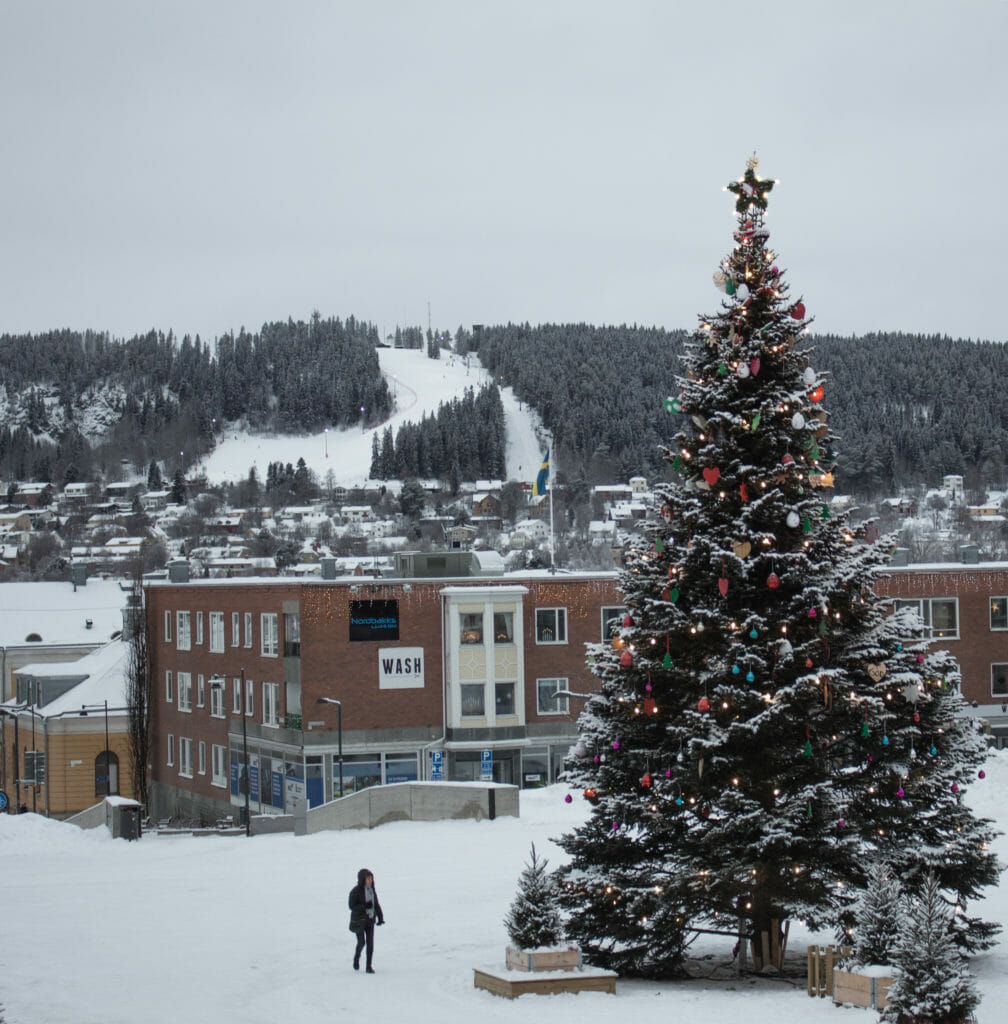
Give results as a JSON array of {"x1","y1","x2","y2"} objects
[
  {"x1": 316, "y1": 697, "x2": 342, "y2": 798},
  {"x1": 211, "y1": 671, "x2": 251, "y2": 837}
]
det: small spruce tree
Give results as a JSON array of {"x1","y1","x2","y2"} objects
[
  {"x1": 504, "y1": 843, "x2": 563, "y2": 950},
  {"x1": 884, "y1": 872, "x2": 979, "y2": 1024},
  {"x1": 850, "y1": 864, "x2": 902, "y2": 967}
]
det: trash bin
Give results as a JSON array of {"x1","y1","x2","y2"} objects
[{"x1": 107, "y1": 799, "x2": 143, "y2": 840}]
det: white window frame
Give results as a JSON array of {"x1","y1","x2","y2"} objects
[
  {"x1": 244, "y1": 611, "x2": 253, "y2": 648},
  {"x1": 232, "y1": 677, "x2": 242, "y2": 714},
  {"x1": 992, "y1": 664, "x2": 1008, "y2": 698},
  {"x1": 535, "y1": 607, "x2": 568, "y2": 644},
  {"x1": 895, "y1": 597, "x2": 959, "y2": 639},
  {"x1": 198, "y1": 740, "x2": 207, "y2": 776},
  {"x1": 460, "y1": 612, "x2": 483, "y2": 645},
  {"x1": 537, "y1": 677, "x2": 570, "y2": 715},
  {"x1": 232, "y1": 612, "x2": 240, "y2": 647},
  {"x1": 262, "y1": 681, "x2": 279, "y2": 727},
  {"x1": 179, "y1": 736, "x2": 193, "y2": 778},
  {"x1": 177, "y1": 671, "x2": 192, "y2": 713},
  {"x1": 167, "y1": 733, "x2": 175, "y2": 767},
  {"x1": 196, "y1": 610, "x2": 204, "y2": 645},
  {"x1": 176, "y1": 610, "x2": 191, "y2": 651},
  {"x1": 165, "y1": 670, "x2": 173, "y2": 703},
  {"x1": 211, "y1": 743, "x2": 227, "y2": 787},
  {"x1": 164, "y1": 610, "x2": 172, "y2": 643},
  {"x1": 210, "y1": 680, "x2": 225, "y2": 718},
  {"x1": 460, "y1": 682, "x2": 485, "y2": 717},
  {"x1": 261, "y1": 613, "x2": 279, "y2": 657},
  {"x1": 209, "y1": 612, "x2": 225, "y2": 653},
  {"x1": 245, "y1": 676, "x2": 254, "y2": 717},
  {"x1": 197, "y1": 673, "x2": 205, "y2": 708}
]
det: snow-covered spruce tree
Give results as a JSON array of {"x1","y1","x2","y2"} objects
[
  {"x1": 555, "y1": 157, "x2": 999, "y2": 979},
  {"x1": 504, "y1": 843, "x2": 563, "y2": 950},
  {"x1": 850, "y1": 864, "x2": 902, "y2": 967},
  {"x1": 883, "y1": 872, "x2": 979, "y2": 1024}
]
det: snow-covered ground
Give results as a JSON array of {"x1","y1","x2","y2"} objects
[
  {"x1": 3, "y1": 751, "x2": 1007, "y2": 1024},
  {"x1": 196, "y1": 346, "x2": 547, "y2": 489}
]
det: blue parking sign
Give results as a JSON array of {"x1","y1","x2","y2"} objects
[{"x1": 480, "y1": 748, "x2": 493, "y2": 781}]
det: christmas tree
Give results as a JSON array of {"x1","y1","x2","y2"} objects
[
  {"x1": 556, "y1": 158, "x2": 999, "y2": 979},
  {"x1": 883, "y1": 872, "x2": 979, "y2": 1023},
  {"x1": 850, "y1": 864, "x2": 902, "y2": 967},
  {"x1": 504, "y1": 843, "x2": 563, "y2": 950}
]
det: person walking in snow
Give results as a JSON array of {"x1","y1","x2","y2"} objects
[{"x1": 348, "y1": 868, "x2": 384, "y2": 973}]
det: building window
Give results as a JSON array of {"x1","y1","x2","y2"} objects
[
  {"x1": 198, "y1": 740, "x2": 207, "y2": 775},
  {"x1": 537, "y1": 677, "x2": 569, "y2": 714},
  {"x1": 232, "y1": 612, "x2": 240, "y2": 647},
  {"x1": 210, "y1": 681, "x2": 225, "y2": 718},
  {"x1": 992, "y1": 664, "x2": 1008, "y2": 697},
  {"x1": 95, "y1": 750, "x2": 118, "y2": 796},
  {"x1": 461, "y1": 683, "x2": 485, "y2": 716},
  {"x1": 244, "y1": 611, "x2": 253, "y2": 648},
  {"x1": 601, "y1": 606, "x2": 626, "y2": 640},
  {"x1": 460, "y1": 612, "x2": 483, "y2": 645},
  {"x1": 196, "y1": 611, "x2": 204, "y2": 645},
  {"x1": 164, "y1": 610, "x2": 172, "y2": 643},
  {"x1": 177, "y1": 611, "x2": 191, "y2": 650},
  {"x1": 179, "y1": 737, "x2": 193, "y2": 778},
  {"x1": 165, "y1": 670, "x2": 173, "y2": 703},
  {"x1": 493, "y1": 611, "x2": 514, "y2": 644},
  {"x1": 245, "y1": 676, "x2": 254, "y2": 716},
  {"x1": 209, "y1": 612, "x2": 225, "y2": 653},
  {"x1": 895, "y1": 598, "x2": 959, "y2": 639},
  {"x1": 233, "y1": 678, "x2": 241, "y2": 714},
  {"x1": 211, "y1": 744, "x2": 227, "y2": 786},
  {"x1": 167, "y1": 733, "x2": 175, "y2": 767},
  {"x1": 284, "y1": 612, "x2": 301, "y2": 657},
  {"x1": 197, "y1": 673, "x2": 205, "y2": 708},
  {"x1": 177, "y1": 671, "x2": 192, "y2": 712},
  {"x1": 495, "y1": 682, "x2": 516, "y2": 716},
  {"x1": 263, "y1": 681, "x2": 279, "y2": 727},
  {"x1": 991, "y1": 598, "x2": 1008, "y2": 631},
  {"x1": 261, "y1": 613, "x2": 279, "y2": 657},
  {"x1": 535, "y1": 607, "x2": 567, "y2": 644}
]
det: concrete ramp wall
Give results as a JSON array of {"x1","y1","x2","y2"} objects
[{"x1": 305, "y1": 781, "x2": 518, "y2": 835}]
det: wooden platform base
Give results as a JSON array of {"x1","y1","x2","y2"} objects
[{"x1": 473, "y1": 966, "x2": 617, "y2": 999}]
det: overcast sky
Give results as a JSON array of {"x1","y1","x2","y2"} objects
[{"x1": 1, "y1": 1, "x2": 1005, "y2": 345}]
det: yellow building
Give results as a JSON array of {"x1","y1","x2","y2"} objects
[{"x1": 1, "y1": 641, "x2": 135, "y2": 818}]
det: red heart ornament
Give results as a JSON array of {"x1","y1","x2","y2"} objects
[
  {"x1": 703, "y1": 466, "x2": 720, "y2": 486},
  {"x1": 718, "y1": 577, "x2": 729, "y2": 596},
  {"x1": 698, "y1": 696, "x2": 711, "y2": 713},
  {"x1": 767, "y1": 572, "x2": 780, "y2": 589},
  {"x1": 791, "y1": 301, "x2": 806, "y2": 320},
  {"x1": 750, "y1": 357, "x2": 760, "y2": 376}
]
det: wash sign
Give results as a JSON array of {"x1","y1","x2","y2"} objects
[{"x1": 378, "y1": 647, "x2": 425, "y2": 689}]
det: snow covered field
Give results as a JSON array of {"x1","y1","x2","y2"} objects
[
  {"x1": 196, "y1": 346, "x2": 546, "y2": 489},
  {"x1": 3, "y1": 751, "x2": 1006, "y2": 1024}
]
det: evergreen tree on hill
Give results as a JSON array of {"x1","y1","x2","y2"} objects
[{"x1": 555, "y1": 158, "x2": 999, "y2": 980}]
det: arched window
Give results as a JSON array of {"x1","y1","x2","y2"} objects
[
  {"x1": 25, "y1": 632, "x2": 42, "y2": 642},
  {"x1": 95, "y1": 750, "x2": 119, "y2": 796}
]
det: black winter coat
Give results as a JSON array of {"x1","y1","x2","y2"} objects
[{"x1": 348, "y1": 875, "x2": 384, "y2": 933}]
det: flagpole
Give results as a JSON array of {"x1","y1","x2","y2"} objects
[{"x1": 548, "y1": 447, "x2": 556, "y2": 574}]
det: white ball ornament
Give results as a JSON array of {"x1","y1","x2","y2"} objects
[
  {"x1": 736, "y1": 362, "x2": 750, "y2": 379},
  {"x1": 802, "y1": 367, "x2": 816, "y2": 386},
  {"x1": 736, "y1": 283, "x2": 750, "y2": 301},
  {"x1": 786, "y1": 511, "x2": 801, "y2": 529},
  {"x1": 791, "y1": 412, "x2": 806, "y2": 430}
]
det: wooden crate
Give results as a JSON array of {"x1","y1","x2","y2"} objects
[
  {"x1": 833, "y1": 968, "x2": 894, "y2": 1010},
  {"x1": 505, "y1": 945, "x2": 581, "y2": 973},
  {"x1": 807, "y1": 944, "x2": 852, "y2": 997},
  {"x1": 474, "y1": 967, "x2": 616, "y2": 999}
]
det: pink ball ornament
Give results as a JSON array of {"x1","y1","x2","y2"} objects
[
  {"x1": 838, "y1": 819, "x2": 846, "y2": 828},
  {"x1": 612, "y1": 740, "x2": 620, "y2": 750},
  {"x1": 896, "y1": 787, "x2": 905, "y2": 798},
  {"x1": 665, "y1": 768, "x2": 672, "y2": 778},
  {"x1": 951, "y1": 783, "x2": 959, "y2": 794},
  {"x1": 564, "y1": 794, "x2": 573, "y2": 804},
  {"x1": 979, "y1": 770, "x2": 987, "y2": 779}
]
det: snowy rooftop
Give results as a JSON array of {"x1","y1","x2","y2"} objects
[
  {"x1": 7, "y1": 640, "x2": 130, "y2": 716},
  {"x1": 0, "y1": 579, "x2": 128, "y2": 647}
]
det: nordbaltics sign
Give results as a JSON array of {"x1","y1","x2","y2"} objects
[
  {"x1": 378, "y1": 647, "x2": 424, "y2": 689},
  {"x1": 349, "y1": 599, "x2": 399, "y2": 641}
]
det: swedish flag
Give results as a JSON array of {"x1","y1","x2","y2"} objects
[{"x1": 533, "y1": 449, "x2": 550, "y2": 497}]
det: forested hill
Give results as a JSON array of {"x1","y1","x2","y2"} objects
[
  {"x1": 2, "y1": 317, "x2": 1006, "y2": 497},
  {"x1": 464, "y1": 324, "x2": 1008, "y2": 495}
]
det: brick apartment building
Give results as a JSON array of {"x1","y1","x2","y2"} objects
[{"x1": 145, "y1": 554, "x2": 623, "y2": 823}]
